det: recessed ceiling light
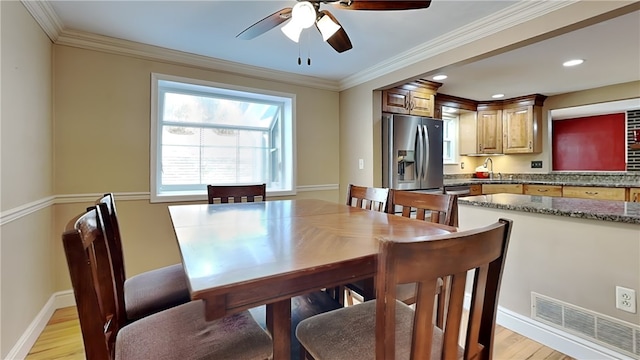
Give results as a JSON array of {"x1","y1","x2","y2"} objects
[
  {"x1": 492, "y1": 94, "x2": 505, "y2": 99},
  {"x1": 563, "y1": 59, "x2": 584, "y2": 67},
  {"x1": 433, "y1": 74, "x2": 447, "y2": 81}
]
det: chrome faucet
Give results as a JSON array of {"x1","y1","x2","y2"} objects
[{"x1": 483, "y1": 157, "x2": 494, "y2": 179}]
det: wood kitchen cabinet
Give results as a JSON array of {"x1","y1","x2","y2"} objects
[
  {"x1": 469, "y1": 184, "x2": 482, "y2": 195},
  {"x1": 482, "y1": 184, "x2": 523, "y2": 195},
  {"x1": 523, "y1": 184, "x2": 562, "y2": 197},
  {"x1": 562, "y1": 186, "x2": 626, "y2": 201},
  {"x1": 476, "y1": 109, "x2": 503, "y2": 154},
  {"x1": 382, "y1": 80, "x2": 441, "y2": 117},
  {"x1": 502, "y1": 94, "x2": 546, "y2": 154},
  {"x1": 433, "y1": 94, "x2": 480, "y2": 155},
  {"x1": 458, "y1": 112, "x2": 478, "y2": 155},
  {"x1": 471, "y1": 94, "x2": 546, "y2": 154},
  {"x1": 628, "y1": 188, "x2": 640, "y2": 202}
]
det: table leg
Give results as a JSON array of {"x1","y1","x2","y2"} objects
[{"x1": 267, "y1": 299, "x2": 292, "y2": 359}]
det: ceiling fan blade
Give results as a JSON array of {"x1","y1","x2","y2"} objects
[
  {"x1": 317, "y1": 10, "x2": 353, "y2": 53},
  {"x1": 334, "y1": 1, "x2": 432, "y2": 10},
  {"x1": 236, "y1": 7, "x2": 292, "y2": 40}
]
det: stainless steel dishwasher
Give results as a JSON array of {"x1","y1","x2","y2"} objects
[{"x1": 443, "y1": 185, "x2": 472, "y2": 197}]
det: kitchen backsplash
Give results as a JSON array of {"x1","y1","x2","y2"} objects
[
  {"x1": 628, "y1": 109, "x2": 640, "y2": 171},
  {"x1": 445, "y1": 172, "x2": 640, "y2": 185}
]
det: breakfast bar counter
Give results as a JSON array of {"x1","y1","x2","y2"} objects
[
  {"x1": 456, "y1": 193, "x2": 640, "y2": 351},
  {"x1": 459, "y1": 193, "x2": 640, "y2": 224}
]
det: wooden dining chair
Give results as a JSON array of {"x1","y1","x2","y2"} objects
[
  {"x1": 63, "y1": 206, "x2": 273, "y2": 360},
  {"x1": 96, "y1": 193, "x2": 190, "y2": 323},
  {"x1": 296, "y1": 218, "x2": 513, "y2": 360},
  {"x1": 341, "y1": 184, "x2": 391, "y2": 304},
  {"x1": 345, "y1": 188, "x2": 458, "y2": 306},
  {"x1": 388, "y1": 190, "x2": 457, "y2": 226},
  {"x1": 346, "y1": 184, "x2": 390, "y2": 212},
  {"x1": 207, "y1": 183, "x2": 266, "y2": 204},
  {"x1": 386, "y1": 190, "x2": 458, "y2": 306}
]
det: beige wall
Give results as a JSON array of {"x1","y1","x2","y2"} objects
[
  {"x1": 459, "y1": 204, "x2": 640, "y2": 326},
  {"x1": 0, "y1": 2, "x2": 54, "y2": 357},
  {"x1": 52, "y1": 45, "x2": 341, "y2": 290}
]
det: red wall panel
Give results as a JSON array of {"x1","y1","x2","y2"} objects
[{"x1": 552, "y1": 113, "x2": 626, "y2": 171}]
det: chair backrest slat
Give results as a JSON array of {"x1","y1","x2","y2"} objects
[
  {"x1": 95, "y1": 193, "x2": 127, "y2": 323},
  {"x1": 207, "y1": 184, "x2": 266, "y2": 204},
  {"x1": 346, "y1": 184, "x2": 389, "y2": 212},
  {"x1": 375, "y1": 218, "x2": 513, "y2": 360},
  {"x1": 63, "y1": 206, "x2": 121, "y2": 360}
]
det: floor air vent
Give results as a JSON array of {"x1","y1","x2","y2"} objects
[{"x1": 532, "y1": 292, "x2": 639, "y2": 359}]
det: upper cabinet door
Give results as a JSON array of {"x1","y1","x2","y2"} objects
[
  {"x1": 477, "y1": 110, "x2": 503, "y2": 153},
  {"x1": 503, "y1": 106, "x2": 532, "y2": 153},
  {"x1": 382, "y1": 88, "x2": 410, "y2": 114},
  {"x1": 408, "y1": 91, "x2": 435, "y2": 117},
  {"x1": 502, "y1": 104, "x2": 543, "y2": 154}
]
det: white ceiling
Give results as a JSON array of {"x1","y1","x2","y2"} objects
[{"x1": 38, "y1": 1, "x2": 640, "y2": 101}]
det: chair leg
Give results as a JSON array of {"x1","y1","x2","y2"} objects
[
  {"x1": 436, "y1": 276, "x2": 450, "y2": 328},
  {"x1": 345, "y1": 288, "x2": 354, "y2": 306}
]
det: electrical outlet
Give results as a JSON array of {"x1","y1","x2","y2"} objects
[
  {"x1": 358, "y1": 159, "x2": 364, "y2": 170},
  {"x1": 616, "y1": 286, "x2": 636, "y2": 313},
  {"x1": 531, "y1": 161, "x2": 543, "y2": 168},
  {"x1": 460, "y1": 161, "x2": 465, "y2": 169}
]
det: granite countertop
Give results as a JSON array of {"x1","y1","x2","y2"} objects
[
  {"x1": 459, "y1": 193, "x2": 640, "y2": 224},
  {"x1": 444, "y1": 179, "x2": 640, "y2": 188}
]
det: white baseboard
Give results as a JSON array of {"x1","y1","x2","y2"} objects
[
  {"x1": 463, "y1": 293, "x2": 630, "y2": 360},
  {"x1": 5, "y1": 291, "x2": 75, "y2": 360},
  {"x1": 496, "y1": 306, "x2": 633, "y2": 360}
]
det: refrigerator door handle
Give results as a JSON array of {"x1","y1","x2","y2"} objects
[
  {"x1": 416, "y1": 124, "x2": 423, "y2": 179},
  {"x1": 423, "y1": 124, "x2": 430, "y2": 181}
]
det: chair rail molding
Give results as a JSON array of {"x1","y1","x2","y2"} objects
[{"x1": 0, "y1": 185, "x2": 340, "y2": 225}]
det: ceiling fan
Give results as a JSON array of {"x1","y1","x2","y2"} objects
[{"x1": 236, "y1": 1, "x2": 432, "y2": 53}]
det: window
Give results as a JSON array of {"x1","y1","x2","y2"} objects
[
  {"x1": 442, "y1": 108, "x2": 458, "y2": 164},
  {"x1": 150, "y1": 74, "x2": 295, "y2": 202}
]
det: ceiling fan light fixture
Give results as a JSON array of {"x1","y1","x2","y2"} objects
[
  {"x1": 563, "y1": 59, "x2": 584, "y2": 67},
  {"x1": 292, "y1": 1, "x2": 317, "y2": 29},
  {"x1": 281, "y1": 20, "x2": 303, "y2": 42},
  {"x1": 317, "y1": 14, "x2": 341, "y2": 41}
]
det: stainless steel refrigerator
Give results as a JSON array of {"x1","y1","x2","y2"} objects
[{"x1": 382, "y1": 113, "x2": 443, "y2": 190}]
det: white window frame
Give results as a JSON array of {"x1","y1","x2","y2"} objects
[
  {"x1": 150, "y1": 73, "x2": 296, "y2": 203},
  {"x1": 442, "y1": 113, "x2": 458, "y2": 164}
]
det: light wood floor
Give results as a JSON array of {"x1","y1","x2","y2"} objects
[{"x1": 26, "y1": 306, "x2": 575, "y2": 360}]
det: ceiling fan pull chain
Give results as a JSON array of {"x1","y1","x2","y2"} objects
[
  {"x1": 298, "y1": 41, "x2": 302, "y2": 65},
  {"x1": 307, "y1": 30, "x2": 311, "y2": 66}
]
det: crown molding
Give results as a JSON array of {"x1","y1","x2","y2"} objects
[
  {"x1": 55, "y1": 29, "x2": 341, "y2": 91},
  {"x1": 22, "y1": 1, "x2": 340, "y2": 92},
  {"x1": 20, "y1": 0, "x2": 63, "y2": 42},
  {"x1": 338, "y1": 0, "x2": 577, "y2": 91}
]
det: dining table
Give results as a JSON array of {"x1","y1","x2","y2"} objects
[{"x1": 168, "y1": 198, "x2": 456, "y2": 359}]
